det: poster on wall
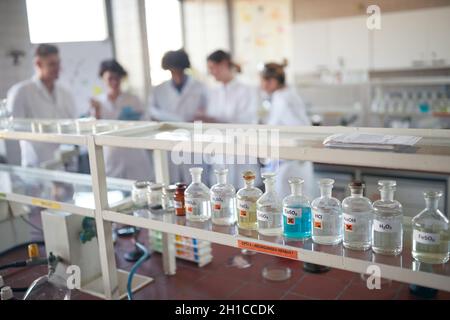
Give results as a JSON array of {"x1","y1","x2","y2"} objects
[{"x1": 233, "y1": 0, "x2": 293, "y2": 85}]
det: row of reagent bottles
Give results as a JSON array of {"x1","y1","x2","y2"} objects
[{"x1": 183, "y1": 168, "x2": 449, "y2": 264}]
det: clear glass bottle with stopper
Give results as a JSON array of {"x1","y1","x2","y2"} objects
[
  {"x1": 311, "y1": 178, "x2": 342, "y2": 245},
  {"x1": 236, "y1": 170, "x2": 262, "y2": 230},
  {"x1": 210, "y1": 168, "x2": 236, "y2": 226},
  {"x1": 185, "y1": 167, "x2": 211, "y2": 222},
  {"x1": 412, "y1": 191, "x2": 449, "y2": 264},
  {"x1": 342, "y1": 181, "x2": 373, "y2": 251},
  {"x1": 282, "y1": 177, "x2": 311, "y2": 239},
  {"x1": 372, "y1": 180, "x2": 403, "y2": 255},
  {"x1": 257, "y1": 172, "x2": 282, "y2": 236}
]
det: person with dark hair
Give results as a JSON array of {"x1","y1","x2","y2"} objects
[
  {"x1": 204, "y1": 49, "x2": 257, "y2": 124},
  {"x1": 6, "y1": 43, "x2": 77, "y2": 167},
  {"x1": 203, "y1": 49, "x2": 261, "y2": 188},
  {"x1": 149, "y1": 49, "x2": 206, "y2": 122},
  {"x1": 89, "y1": 59, "x2": 153, "y2": 180},
  {"x1": 90, "y1": 59, "x2": 143, "y2": 120},
  {"x1": 260, "y1": 60, "x2": 314, "y2": 198}
]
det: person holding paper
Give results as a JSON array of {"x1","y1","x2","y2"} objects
[{"x1": 90, "y1": 59, "x2": 153, "y2": 180}]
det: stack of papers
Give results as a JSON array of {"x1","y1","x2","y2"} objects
[{"x1": 323, "y1": 133, "x2": 422, "y2": 150}]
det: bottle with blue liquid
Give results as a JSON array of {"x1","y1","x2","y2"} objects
[{"x1": 282, "y1": 177, "x2": 311, "y2": 239}]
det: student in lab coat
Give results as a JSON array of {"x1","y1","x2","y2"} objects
[
  {"x1": 149, "y1": 49, "x2": 207, "y2": 122},
  {"x1": 6, "y1": 44, "x2": 77, "y2": 168},
  {"x1": 90, "y1": 59, "x2": 154, "y2": 181},
  {"x1": 148, "y1": 49, "x2": 208, "y2": 184},
  {"x1": 260, "y1": 61, "x2": 315, "y2": 198},
  {"x1": 203, "y1": 50, "x2": 258, "y2": 124},
  {"x1": 203, "y1": 50, "x2": 261, "y2": 188}
]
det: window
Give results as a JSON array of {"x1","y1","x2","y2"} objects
[
  {"x1": 145, "y1": 0, "x2": 183, "y2": 86},
  {"x1": 26, "y1": 0, "x2": 108, "y2": 43}
]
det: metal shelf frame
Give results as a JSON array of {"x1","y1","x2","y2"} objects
[{"x1": 1, "y1": 118, "x2": 450, "y2": 299}]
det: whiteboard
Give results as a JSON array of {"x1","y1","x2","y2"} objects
[{"x1": 58, "y1": 40, "x2": 113, "y2": 116}]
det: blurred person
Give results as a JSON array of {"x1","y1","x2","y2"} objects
[
  {"x1": 149, "y1": 49, "x2": 207, "y2": 122},
  {"x1": 148, "y1": 49, "x2": 208, "y2": 184},
  {"x1": 260, "y1": 60, "x2": 314, "y2": 198},
  {"x1": 203, "y1": 50, "x2": 261, "y2": 188},
  {"x1": 6, "y1": 44, "x2": 77, "y2": 167},
  {"x1": 90, "y1": 59, "x2": 154, "y2": 180}
]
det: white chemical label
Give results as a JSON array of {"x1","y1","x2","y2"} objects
[
  {"x1": 185, "y1": 199, "x2": 197, "y2": 214},
  {"x1": 212, "y1": 196, "x2": 224, "y2": 212},
  {"x1": 174, "y1": 201, "x2": 183, "y2": 209},
  {"x1": 283, "y1": 207, "x2": 301, "y2": 225},
  {"x1": 413, "y1": 230, "x2": 441, "y2": 245},
  {"x1": 373, "y1": 219, "x2": 401, "y2": 233},
  {"x1": 257, "y1": 210, "x2": 270, "y2": 222},
  {"x1": 343, "y1": 213, "x2": 357, "y2": 232},
  {"x1": 238, "y1": 200, "x2": 252, "y2": 217},
  {"x1": 313, "y1": 211, "x2": 324, "y2": 230}
]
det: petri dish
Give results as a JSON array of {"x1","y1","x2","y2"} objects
[{"x1": 262, "y1": 263, "x2": 292, "y2": 281}]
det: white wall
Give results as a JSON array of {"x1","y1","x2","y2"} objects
[
  {"x1": 0, "y1": 0, "x2": 34, "y2": 99},
  {"x1": 292, "y1": 6, "x2": 450, "y2": 75}
]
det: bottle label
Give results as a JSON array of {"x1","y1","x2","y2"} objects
[
  {"x1": 343, "y1": 213, "x2": 357, "y2": 232},
  {"x1": 212, "y1": 196, "x2": 223, "y2": 212},
  {"x1": 185, "y1": 199, "x2": 197, "y2": 214},
  {"x1": 238, "y1": 200, "x2": 252, "y2": 217},
  {"x1": 283, "y1": 207, "x2": 302, "y2": 225},
  {"x1": 413, "y1": 229, "x2": 440, "y2": 245},
  {"x1": 373, "y1": 218, "x2": 401, "y2": 233},
  {"x1": 174, "y1": 200, "x2": 183, "y2": 209},
  {"x1": 257, "y1": 210, "x2": 270, "y2": 222},
  {"x1": 313, "y1": 211, "x2": 323, "y2": 230}
]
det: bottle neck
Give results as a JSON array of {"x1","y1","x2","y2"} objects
[
  {"x1": 350, "y1": 188, "x2": 363, "y2": 198},
  {"x1": 216, "y1": 174, "x2": 227, "y2": 184},
  {"x1": 380, "y1": 189, "x2": 394, "y2": 201},
  {"x1": 320, "y1": 186, "x2": 332, "y2": 198},
  {"x1": 244, "y1": 179, "x2": 255, "y2": 188},
  {"x1": 264, "y1": 180, "x2": 275, "y2": 193},
  {"x1": 290, "y1": 183, "x2": 303, "y2": 196},
  {"x1": 191, "y1": 174, "x2": 201, "y2": 183},
  {"x1": 425, "y1": 198, "x2": 439, "y2": 211}
]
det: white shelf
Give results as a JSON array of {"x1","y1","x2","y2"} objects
[
  {"x1": 2, "y1": 118, "x2": 450, "y2": 298},
  {"x1": 95, "y1": 122, "x2": 450, "y2": 174},
  {"x1": 103, "y1": 208, "x2": 450, "y2": 292},
  {"x1": 0, "y1": 164, "x2": 132, "y2": 217}
]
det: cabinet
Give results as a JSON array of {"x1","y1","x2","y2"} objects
[{"x1": 372, "y1": 7, "x2": 450, "y2": 69}]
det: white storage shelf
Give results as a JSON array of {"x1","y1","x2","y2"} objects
[{"x1": 2, "y1": 118, "x2": 450, "y2": 298}]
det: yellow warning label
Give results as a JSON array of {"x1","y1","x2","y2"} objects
[{"x1": 31, "y1": 198, "x2": 61, "y2": 209}]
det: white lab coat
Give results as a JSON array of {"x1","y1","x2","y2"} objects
[
  {"x1": 264, "y1": 86, "x2": 314, "y2": 198},
  {"x1": 206, "y1": 78, "x2": 258, "y2": 124},
  {"x1": 149, "y1": 76, "x2": 207, "y2": 122},
  {"x1": 6, "y1": 76, "x2": 76, "y2": 167},
  {"x1": 149, "y1": 76, "x2": 208, "y2": 184},
  {"x1": 206, "y1": 78, "x2": 261, "y2": 188},
  {"x1": 96, "y1": 92, "x2": 154, "y2": 181}
]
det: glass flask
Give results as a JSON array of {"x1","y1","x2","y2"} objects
[
  {"x1": 162, "y1": 185, "x2": 177, "y2": 214},
  {"x1": 147, "y1": 183, "x2": 163, "y2": 211},
  {"x1": 342, "y1": 181, "x2": 373, "y2": 251},
  {"x1": 132, "y1": 181, "x2": 151, "y2": 209},
  {"x1": 185, "y1": 167, "x2": 211, "y2": 222},
  {"x1": 257, "y1": 172, "x2": 282, "y2": 236},
  {"x1": 372, "y1": 180, "x2": 403, "y2": 255},
  {"x1": 210, "y1": 168, "x2": 236, "y2": 226},
  {"x1": 311, "y1": 178, "x2": 343, "y2": 245},
  {"x1": 236, "y1": 170, "x2": 262, "y2": 230},
  {"x1": 282, "y1": 177, "x2": 311, "y2": 239},
  {"x1": 412, "y1": 191, "x2": 449, "y2": 264}
]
